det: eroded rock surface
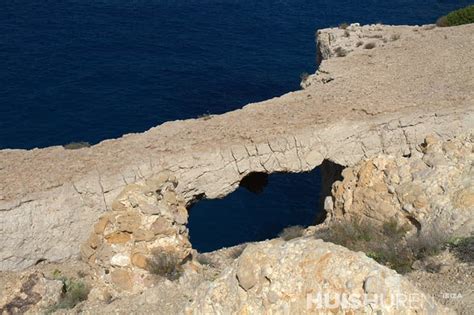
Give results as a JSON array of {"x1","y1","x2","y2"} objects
[
  {"x1": 81, "y1": 172, "x2": 191, "y2": 293},
  {"x1": 327, "y1": 133, "x2": 473, "y2": 238},
  {"x1": 1, "y1": 23, "x2": 473, "y2": 270},
  {"x1": 186, "y1": 238, "x2": 453, "y2": 314}
]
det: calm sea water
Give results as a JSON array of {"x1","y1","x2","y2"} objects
[
  {"x1": 1, "y1": 0, "x2": 469, "y2": 251},
  {"x1": 0, "y1": 0, "x2": 469, "y2": 149}
]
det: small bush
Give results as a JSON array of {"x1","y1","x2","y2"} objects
[
  {"x1": 228, "y1": 244, "x2": 247, "y2": 259},
  {"x1": 448, "y1": 236, "x2": 474, "y2": 263},
  {"x1": 196, "y1": 253, "x2": 215, "y2": 266},
  {"x1": 356, "y1": 41, "x2": 364, "y2": 47},
  {"x1": 300, "y1": 72, "x2": 310, "y2": 84},
  {"x1": 48, "y1": 272, "x2": 89, "y2": 312},
  {"x1": 390, "y1": 34, "x2": 400, "y2": 41},
  {"x1": 364, "y1": 42, "x2": 376, "y2": 49},
  {"x1": 63, "y1": 141, "x2": 91, "y2": 150},
  {"x1": 408, "y1": 229, "x2": 448, "y2": 259},
  {"x1": 339, "y1": 23, "x2": 349, "y2": 29},
  {"x1": 198, "y1": 112, "x2": 212, "y2": 120},
  {"x1": 279, "y1": 225, "x2": 305, "y2": 241},
  {"x1": 436, "y1": 5, "x2": 474, "y2": 27},
  {"x1": 382, "y1": 218, "x2": 409, "y2": 239},
  {"x1": 318, "y1": 219, "x2": 452, "y2": 274},
  {"x1": 148, "y1": 251, "x2": 183, "y2": 281},
  {"x1": 343, "y1": 30, "x2": 350, "y2": 37},
  {"x1": 334, "y1": 47, "x2": 347, "y2": 57}
]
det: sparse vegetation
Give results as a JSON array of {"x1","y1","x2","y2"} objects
[
  {"x1": 63, "y1": 141, "x2": 91, "y2": 150},
  {"x1": 279, "y1": 225, "x2": 305, "y2": 241},
  {"x1": 447, "y1": 236, "x2": 474, "y2": 263},
  {"x1": 316, "y1": 219, "x2": 456, "y2": 274},
  {"x1": 147, "y1": 251, "x2": 183, "y2": 281},
  {"x1": 334, "y1": 47, "x2": 347, "y2": 57},
  {"x1": 436, "y1": 5, "x2": 474, "y2": 27},
  {"x1": 390, "y1": 34, "x2": 400, "y2": 41},
  {"x1": 196, "y1": 253, "x2": 215, "y2": 266},
  {"x1": 364, "y1": 42, "x2": 376, "y2": 49},
  {"x1": 47, "y1": 270, "x2": 89, "y2": 312},
  {"x1": 300, "y1": 72, "x2": 310, "y2": 84},
  {"x1": 228, "y1": 244, "x2": 247, "y2": 259},
  {"x1": 198, "y1": 112, "x2": 212, "y2": 120},
  {"x1": 339, "y1": 23, "x2": 349, "y2": 29}
]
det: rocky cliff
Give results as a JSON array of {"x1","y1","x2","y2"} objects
[{"x1": 1, "y1": 23, "x2": 473, "y2": 272}]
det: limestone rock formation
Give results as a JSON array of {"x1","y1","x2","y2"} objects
[
  {"x1": 0, "y1": 271, "x2": 63, "y2": 314},
  {"x1": 81, "y1": 172, "x2": 191, "y2": 293},
  {"x1": 1, "y1": 23, "x2": 473, "y2": 271},
  {"x1": 326, "y1": 133, "x2": 473, "y2": 238},
  {"x1": 186, "y1": 238, "x2": 453, "y2": 314}
]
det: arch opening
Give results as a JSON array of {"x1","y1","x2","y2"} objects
[{"x1": 187, "y1": 160, "x2": 344, "y2": 252}]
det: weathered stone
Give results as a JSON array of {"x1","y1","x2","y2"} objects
[
  {"x1": 110, "y1": 254, "x2": 131, "y2": 267},
  {"x1": 131, "y1": 253, "x2": 149, "y2": 269},
  {"x1": 87, "y1": 233, "x2": 100, "y2": 249},
  {"x1": 94, "y1": 215, "x2": 110, "y2": 234},
  {"x1": 328, "y1": 134, "x2": 473, "y2": 238},
  {"x1": 105, "y1": 232, "x2": 131, "y2": 244},
  {"x1": 134, "y1": 229, "x2": 155, "y2": 242},
  {"x1": 111, "y1": 199, "x2": 128, "y2": 212},
  {"x1": 236, "y1": 248, "x2": 259, "y2": 291},
  {"x1": 96, "y1": 245, "x2": 114, "y2": 265},
  {"x1": 162, "y1": 190, "x2": 178, "y2": 205},
  {"x1": 1, "y1": 23, "x2": 473, "y2": 272},
  {"x1": 186, "y1": 238, "x2": 453, "y2": 314},
  {"x1": 174, "y1": 206, "x2": 188, "y2": 225},
  {"x1": 151, "y1": 217, "x2": 174, "y2": 235},
  {"x1": 116, "y1": 213, "x2": 141, "y2": 233},
  {"x1": 110, "y1": 270, "x2": 133, "y2": 291},
  {"x1": 363, "y1": 276, "x2": 385, "y2": 294},
  {"x1": 80, "y1": 243, "x2": 95, "y2": 261},
  {"x1": 452, "y1": 188, "x2": 474, "y2": 209}
]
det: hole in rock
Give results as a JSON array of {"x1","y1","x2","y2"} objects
[{"x1": 188, "y1": 160, "x2": 344, "y2": 252}]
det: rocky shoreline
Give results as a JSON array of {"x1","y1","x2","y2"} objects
[{"x1": 1, "y1": 23, "x2": 473, "y2": 314}]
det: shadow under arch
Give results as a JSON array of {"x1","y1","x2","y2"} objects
[{"x1": 187, "y1": 160, "x2": 344, "y2": 252}]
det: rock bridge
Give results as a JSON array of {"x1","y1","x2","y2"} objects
[{"x1": 1, "y1": 23, "x2": 473, "y2": 271}]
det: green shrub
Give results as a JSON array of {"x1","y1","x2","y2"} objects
[
  {"x1": 228, "y1": 244, "x2": 247, "y2": 259},
  {"x1": 364, "y1": 42, "x2": 376, "y2": 49},
  {"x1": 279, "y1": 225, "x2": 305, "y2": 241},
  {"x1": 47, "y1": 272, "x2": 89, "y2": 313},
  {"x1": 198, "y1": 112, "x2": 212, "y2": 120},
  {"x1": 334, "y1": 47, "x2": 347, "y2": 57},
  {"x1": 148, "y1": 251, "x2": 183, "y2": 281},
  {"x1": 63, "y1": 141, "x2": 91, "y2": 150},
  {"x1": 300, "y1": 72, "x2": 310, "y2": 84},
  {"x1": 436, "y1": 5, "x2": 474, "y2": 27},
  {"x1": 339, "y1": 23, "x2": 349, "y2": 29},
  {"x1": 390, "y1": 34, "x2": 401, "y2": 41},
  {"x1": 447, "y1": 236, "x2": 474, "y2": 263},
  {"x1": 317, "y1": 219, "x2": 452, "y2": 274}
]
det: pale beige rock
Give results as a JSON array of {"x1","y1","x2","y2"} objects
[
  {"x1": 1, "y1": 23, "x2": 473, "y2": 271},
  {"x1": 328, "y1": 134, "x2": 474, "y2": 238},
  {"x1": 185, "y1": 238, "x2": 454, "y2": 314},
  {"x1": 0, "y1": 272, "x2": 63, "y2": 314},
  {"x1": 110, "y1": 270, "x2": 133, "y2": 291}
]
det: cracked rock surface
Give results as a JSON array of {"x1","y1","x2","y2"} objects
[
  {"x1": 327, "y1": 133, "x2": 474, "y2": 238},
  {"x1": 0, "y1": 23, "x2": 473, "y2": 270}
]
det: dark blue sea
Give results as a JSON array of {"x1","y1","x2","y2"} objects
[{"x1": 1, "y1": 0, "x2": 469, "y2": 251}]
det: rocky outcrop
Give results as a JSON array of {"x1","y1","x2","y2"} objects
[
  {"x1": 0, "y1": 271, "x2": 63, "y2": 314},
  {"x1": 186, "y1": 238, "x2": 453, "y2": 314},
  {"x1": 81, "y1": 172, "x2": 191, "y2": 293},
  {"x1": 326, "y1": 133, "x2": 473, "y2": 238},
  {"x1": 1, "y1": 23, "x2": 473, "y2": 270}
]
